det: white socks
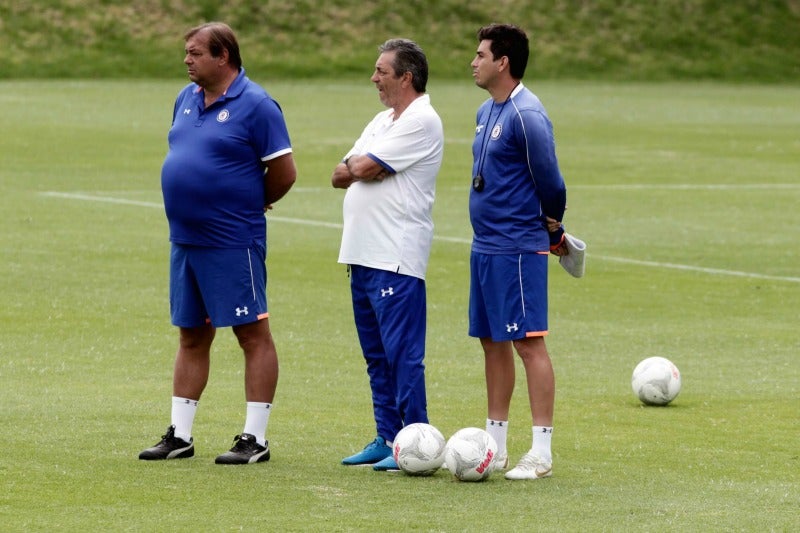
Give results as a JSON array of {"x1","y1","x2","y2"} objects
[
  {"x1": 487, "y1": 420, "x2": 553, "y2": 462},
  {"x1": 243, "y1": 402, "x2": 272, "y2": 446},
  {"x1": 171, "y1": 398, "x2": 272, "y2": 447},
  {"x1": 485, "y1": 419, "x2": 508, "y2": 458},
  {"x1": 532, "y1": 425, "x2": 553, "y2": 462},
  {"x1": 171, "y1": 396, "x2": 198, "y2": 442}
]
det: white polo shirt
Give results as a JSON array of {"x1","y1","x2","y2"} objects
[{"x1": 338, "y1": 94, "x2": 444, "y2": 280}]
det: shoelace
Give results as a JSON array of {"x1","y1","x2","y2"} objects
[
  {"x1": 517, "y1": 454, "x2": 549, "y2": 470},
  {"x1": 364, "y1": 438, "x2": 384, "y2": 451},
  {"x1": 231, "y1": 434, "x2": 260, "y2": 452}
]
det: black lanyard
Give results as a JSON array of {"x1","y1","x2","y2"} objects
[{"x1": 473, "y1": 84, "x2": 518, "y2": 192}]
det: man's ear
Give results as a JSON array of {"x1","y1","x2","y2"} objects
[{"x1": 497, "y1": 55, "x2": 509, "y2": 73}]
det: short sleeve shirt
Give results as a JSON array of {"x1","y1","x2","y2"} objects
[
  {"x1": 338, "y1": 94, "x2": 444, "y2": 280},
  {"x1": 161, "y1": 69, "x2": 292, "y2": 248}
]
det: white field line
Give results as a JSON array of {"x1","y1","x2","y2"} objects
[{"x1": 41, "y1": 191, "x2": 800, "y2": 283}]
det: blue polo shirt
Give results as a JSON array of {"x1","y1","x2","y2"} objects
[
  {"x1": 161, "y1": 68, "x2": 292, "y2": 248},
  {"x1": 469, "y1": 84, "x2": 566, "y2": 254}
]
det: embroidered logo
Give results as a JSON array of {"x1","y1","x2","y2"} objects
[
  {"x1": 217, "y1": 109, "x2": 230, "y2": 122},
  {"x1": 235, "y1": 306, "x2": 249, "y2": 317},
  {"x1": 505, "y1": 323, "x2": 518, "y2": 333},
  {"x1": 491, "y1": 123, "x2": 503, "y2": 140},
  {"x1": 380, "y1": 287, "x2": 394, "y2": 297}
]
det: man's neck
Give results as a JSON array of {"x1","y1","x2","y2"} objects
[
  {"x1": 488, "y1": 78, "x2": 520, "y2": 103},
  {"x1": 203, "y1": 68, "x2": 239, "y2": 106},
  {"x1": 392, "y1": 92, "x2": 423, "y2": 120}
]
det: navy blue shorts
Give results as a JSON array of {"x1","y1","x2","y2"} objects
[
  {"x1": 169, "y1": 242, "x2": 268, "y2": 328},
  {"x1": 469, "y1": 251, "x2": 549, "y2": 341}
]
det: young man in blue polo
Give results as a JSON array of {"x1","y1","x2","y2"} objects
[{"x1": 468, "y1": 23, "x2": 569, "y2": 480}]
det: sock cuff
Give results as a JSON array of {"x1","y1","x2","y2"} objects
[{"x1": 172, "y1": 396, "x2": 198, "y2": 407}]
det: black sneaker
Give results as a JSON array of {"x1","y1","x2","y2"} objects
[
  {"x1": 139, "y1": 425, "x2": 194, "y2": 460},
  {"x1": 215, "y1": 433, "x2": 270, "y2": 465}
]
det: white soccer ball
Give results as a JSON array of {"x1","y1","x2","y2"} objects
[
  {"x1": 444, "y1": 427, "x2": 498, "y2": 482},
  {"x1": 631, "y1": 356, "x2": 682, "y2": 406},
  {"x1": 392, "y1": 423, "x2": 446, "y2": 476}
]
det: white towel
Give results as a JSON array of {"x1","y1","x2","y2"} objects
[{"x1": 558, "y1": 233, "x2": 586, "y2": 278}]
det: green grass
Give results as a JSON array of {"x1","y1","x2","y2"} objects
[
  {"x1": 1, "y1": 79, "x2": 799, "y2": 531},
  {"x1": 1, "y1": 0, "x2": 799, "y2": 81}
]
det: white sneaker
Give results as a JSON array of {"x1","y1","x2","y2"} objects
[
  {"x1": 493, "y1": 452, "x2": 508, "y2": 471},
  {"x1": 504, "y1": 452, "x2": 552, "y2": 480}
]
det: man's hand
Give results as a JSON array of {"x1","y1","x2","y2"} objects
[
  {"x1": 546, "y1": 216, "x2": 568, "y2": 256},
  {"x1": 551, "y1": 238, "x2": 569, "y2": 257},
  {"x1": 546, "y1": 216, "x2": 562, "y2": 233}
]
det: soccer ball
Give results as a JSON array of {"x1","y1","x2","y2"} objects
[
  {"x1": 392, "y1": 423, "x2": 446, "y2": 476},
  {"x1": 631, "y1": 356, "x2": 682, "y2": 406},
  {"x1": 444, "y1": 427, "x2": 498, "y2": 482}
]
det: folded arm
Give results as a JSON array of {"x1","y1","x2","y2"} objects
[{"x1": 331, "y1": 154, "x2": 391, "y2": 189}]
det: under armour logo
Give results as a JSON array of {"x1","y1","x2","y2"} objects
[
  {"x1": 235, "y1": 306, "x2": 249, "y2": 316},
  {"x1": 183, "y1": 108, "x2": 191, "y2": 115},
  {"x1": 475, "y1": 124, "x2": 485, "y2": 133},
  {"x1": 380, "y1": 287, "x2": 394, "y2": 297},
  {"x1": 505, "y1": 323, "x2": 518, "y2": 333}
]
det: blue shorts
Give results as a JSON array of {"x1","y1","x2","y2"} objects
[
  {"x1": 169, "y1": 242, "x2": 268, "y2": 328},
  {"x1": 469, "y1": 251, "x2": 549, "y2": 341}
]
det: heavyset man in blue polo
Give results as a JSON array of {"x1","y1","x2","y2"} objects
[{"x1": 140, "y1": 22, "x2": 297, "y2": 465}]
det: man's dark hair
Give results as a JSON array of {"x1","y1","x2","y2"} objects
[
  {"x1": 477, "y1": 24, "x2": 529, "y2": 80},
  {"x1": 185, "y1": 22, "x2": 242, "y2": 70},
  {"x1": 379, "y1": 38, "x2": 429, "y2": 93}
]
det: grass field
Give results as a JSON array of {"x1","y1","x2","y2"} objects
[
  {"x1": 5, "y1": 0, "x2": 800, "y2": 81},
  {"x1": 1, "y1": 78, "x2": 798, "y2": 531}
]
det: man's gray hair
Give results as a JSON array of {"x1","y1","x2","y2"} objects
[{"x1": 379, "y1": 38, "x2": 429, "y2": 93}]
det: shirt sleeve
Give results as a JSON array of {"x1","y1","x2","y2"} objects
[
  {"x1": 520, "y1": 109, "x2": 567, "y2": 226},
  {"x1": 366, "y1": 115, "x2": 433, "y2": 174},
  {"x1": 252, "y1": 97, "x2": 293, "y2": 161},
  {"x1": 343, "y1": 113, "x2": 381, "y2": 161}
]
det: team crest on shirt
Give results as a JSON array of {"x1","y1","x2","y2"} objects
[
  {"x1": 491, "y1": 123, "x2": 503, "y2": 139},
  {"x1": 217, "y1": 109, "x2": 230, "y2": 122}
]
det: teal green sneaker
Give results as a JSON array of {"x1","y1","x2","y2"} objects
[
  {"x1": 372, "y1": 454, "x2": 400, "y2": 471},
  {"x1": 341, "y1": 436, "x2": 392, "y2": 465}
]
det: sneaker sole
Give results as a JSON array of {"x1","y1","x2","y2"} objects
[
  {"x1": 214, "y1": 448, "x2": 270, "y2": 465},
  {"x1": 504, "y1": 467, "x2": 552, "y2": 480},
  {"x1": 372, "y1": 464, "x2": 401, "y2": 472},
  {"x1": 138, "y1": 445, "x2": 194, "y2": 461},
  {"x1": 341, "y1": 458, "x2": 387, "y2": 466}
]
